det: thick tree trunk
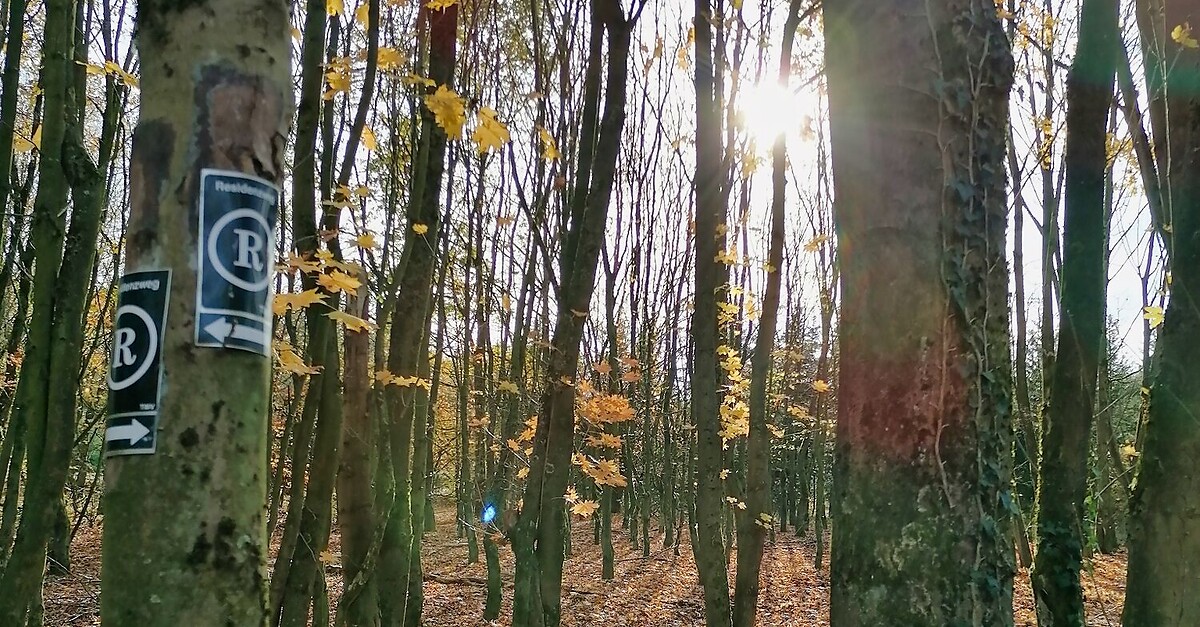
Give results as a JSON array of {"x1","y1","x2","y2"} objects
[
  {"x1": 1122, "y1": 1, "x2": 1200, "y2": 623},
  {"x1": 824, "y1": 1, "x2": 1015, "y2": 624},
  {"x1": 97, "y1": 0, "x2": 291, "y2": 623}
]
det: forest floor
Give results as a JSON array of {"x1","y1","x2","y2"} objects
[{"x1": 46, "y1": 503, "x2": 1127, "y2": 626}]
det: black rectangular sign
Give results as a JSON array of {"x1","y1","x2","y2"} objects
[
  {"x1": 106, "y1": 269, "x2": 170, "y2": 457},
  {"x1": 195, "y1": 169, "x2": 278, "y2": 355}
]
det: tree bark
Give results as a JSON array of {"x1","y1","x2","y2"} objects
[
  {"x1": 824, "y1": 0, "x2": 1015, "y2": 624},
  {"x1": 1122, "y1": 1, "x2": 1200, "y2": 623},
  {"x1": 97, "y1": 0, "x2": 291, "y2": 623},
  {"x1": 690, "y1": 0, "x2": 732, "y2": 622},
  {"x1": 1031, "y1": 0, "x2": 1117, "y2": 623}
]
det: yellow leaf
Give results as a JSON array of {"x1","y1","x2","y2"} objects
[
  {"x1": 564, "y1": 487, "x2": 579, "y2": 504},
  {"x1": 354, "y1": 232, "x2": 377, "y2": 249},
  {"x1": 290, "y1": 26, "x2": 301, "y2": 40},
  {"x1": 584, "y1": 432, "x2": 622, "y2": 448},
  {"x1": 559, "y1": 376, "x2": 574, "y2": 387},
  {"x1": 517, "y1": 467, "x2": 530, "y2": 479},
  {"x1": 1143, "y1": 306, "x2": 1164, "y2": 329},
  {"x1": 412, "y1": 223, "x2": 429, "y2": 235},
  {"x1": 424, "y1": 84, "x2": 466, "y2": 139},
  {"x1": 31, "y1": 126, "x2": 41, "y2": 150},
  {"x1": 425, "y1": 0, "x2": 458, "y2": 9},
  {"x1": 362, "y1": 126, "x2": 378, "y2": 151},
  {"x1": 804, "y1": 234, "x2": 829, "y2": 253},
  {"x1": 286, "y1": 253, "x2": 322, "y2": 274},
  {"x1": 12, "y1": 134, "x2": 33, "y2": 153},
  {"x1": 720, "y1": 469, "x2": 730, "y2": 479},
  {"x1": 501, "y1": 292, "x2": 512, "y2": 312},
  {"x1": 403, "y1": 73, "x2": 436, "y2": 87},
  {"x1": 377, "y1": 47, "x2": 406, "y2": 71},
  {"x1": 570, "y1": 500, "x2": 600, "y2": 518},
  {"x1": 498, "y1": 380, "x2": 519, "y2": 394},
  {"x1": 276, "y1": 345, "x2": 321, "y2": 375},
  {"x1": 1173, "y1": 23, "x2": 1200, "y2": 48},
  {"x1": 594, "y1": 361, "x2": 612, "y2": 375},
  {"x1": 326, "y1": 0, "x2": 344, "y2": 15},
  {"x1": 319, "y1": 549, "x2": 335, "y2": 564},
  {"x1": 471, "y1": 107, "x2": 510, "y2": 154},
  {"x1": 538, "y1": 127, "x2": 561, "y2": 160},
  {"x1": 317, "y1": 270, "x2": 362, "y2": 294},
  {"x1": 354, "y1": 1, "x2": 369, "y2": 26},
  {"x1": 621, "y1": 371, "x2": 641, "y2": 383},
  {"x1": 811, "y1": 380, "x2": 831, "y2": 393},
  {"x1": 571, "y1": 309, "x2": 588, "y2": 318},
  {"x1": 273, "y1": 289, "x2": 328, "y2": 315},
  {"x1": 327, "y1": 309, "x2": 377, "y2": 332}
]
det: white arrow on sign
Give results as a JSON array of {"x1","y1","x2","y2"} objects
[
  {"x1": 204, "y1": 317, "x2": 266, "y2": 346},
  {"x1": 107, "y1": 419, "x2": 150, "y2": 445}
]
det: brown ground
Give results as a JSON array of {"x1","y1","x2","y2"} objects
[{"x1": 45, "y1": 505, "x2": 1127, "y2": 626}]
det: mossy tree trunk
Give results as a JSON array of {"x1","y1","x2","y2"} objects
[
  {"x1": 1031, "y1": 0, "x2": 1118, "y2": 623},
  {"x1": 377, "y1": 4, "x2": 456, "y2": 624},
  {"x1": 824, "y1": 0, "x2": 1015, "y2": 624},
  {"x1": 97, "y1": 0, "x2": 291, "y2": 624},
  {"x1": 1122, "y1": 1, "x2": 1200, "y2": 623}
]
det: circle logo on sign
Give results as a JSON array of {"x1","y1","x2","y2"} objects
[
  {"x1": 107, "y1": 305, "x2": 157, "y2": 391},
  {"x1": 208, "y1": 208, "x2": 272, "y2": 292}
]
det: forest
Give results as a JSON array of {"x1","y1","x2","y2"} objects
[{"x1": 0, "y1": 0, "x2": 1194, "y2": 624}]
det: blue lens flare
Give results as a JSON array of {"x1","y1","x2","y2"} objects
[{"x1": 481, "y1": 503, "x2": 497, "y2": 524}]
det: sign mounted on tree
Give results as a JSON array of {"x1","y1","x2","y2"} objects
[
  {"x1": 195, "y1": 169, "x2": 278, "y2": 356},
  {"x1": 106, "y1": 270, "x2": 171, "y2": 457}
]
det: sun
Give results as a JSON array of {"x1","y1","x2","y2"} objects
[{"x1": 738, "y1": 80, "x2": 821, "y2": 146}]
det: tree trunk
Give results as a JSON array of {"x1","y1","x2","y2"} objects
[
  {"x1": 731, "y1": 4, "x2": 800, "y2": 625},
  {"x1": 1122, "y1": 1, "x2": 1200, "y2": 623},
  {"x1": 97, "y1": 0, "x2": 291, "y2": 623},
  {"x1": 824, "y1": 0, "x2": 1015, "y2": 624},
  {"x1": 690, "y1": 0, "x2": 732, "y2": 623},
  {"x1": 510, "y1": 5, "x2": 634, "y2": 625},
  {"x1": 1031, "y1": 0, "x2": 1117, "y2": 622}
]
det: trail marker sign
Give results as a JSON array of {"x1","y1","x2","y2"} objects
[
  {"x1": 195, "y1": 169, "x2": 278, "y2": 355},
  {"x1": 106, "y1": 270, "x2": 170, "y2": 457}
]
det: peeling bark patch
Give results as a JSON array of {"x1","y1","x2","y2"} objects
[
  {"x1": 192, "y1": 65, "x2": 285, "y2": 187},
  {"x1": 127, "y1": 121, "x2": 174, "y2": 265}
]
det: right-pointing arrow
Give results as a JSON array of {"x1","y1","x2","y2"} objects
[
  {"x1": 107, "y1": 419, "x2": 151, "y2": 445},
  {"x1": 204, "y1": 317, "x2": 266, "y2": 347}
]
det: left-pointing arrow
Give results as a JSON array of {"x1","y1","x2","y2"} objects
[
  {"x1": 204, "y1": 317, "x2": 266, "y2": 346},
  {"x1": 107, "y1": 419, "x2": 151, "y2": 445}
]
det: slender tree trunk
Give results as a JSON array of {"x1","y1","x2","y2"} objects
[
  {"x1": 824, "y1": 0, "x2": 1015, "y2": 624},
  {"x1": 731, "y1": 4, "x2": 800, "y2": 625},
  {"x1": 690, "y1": 0, "x2": 732, "y2": 623},
  {"x1": 510, "y1": 5, "x2": 635, "y2": 625},
  {"x1": 378, "y1": 5, "x2": 456, "y2": 624},
  {"x1": 1032, "y1": 0, "x2": 1117, "y2": 623}
]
